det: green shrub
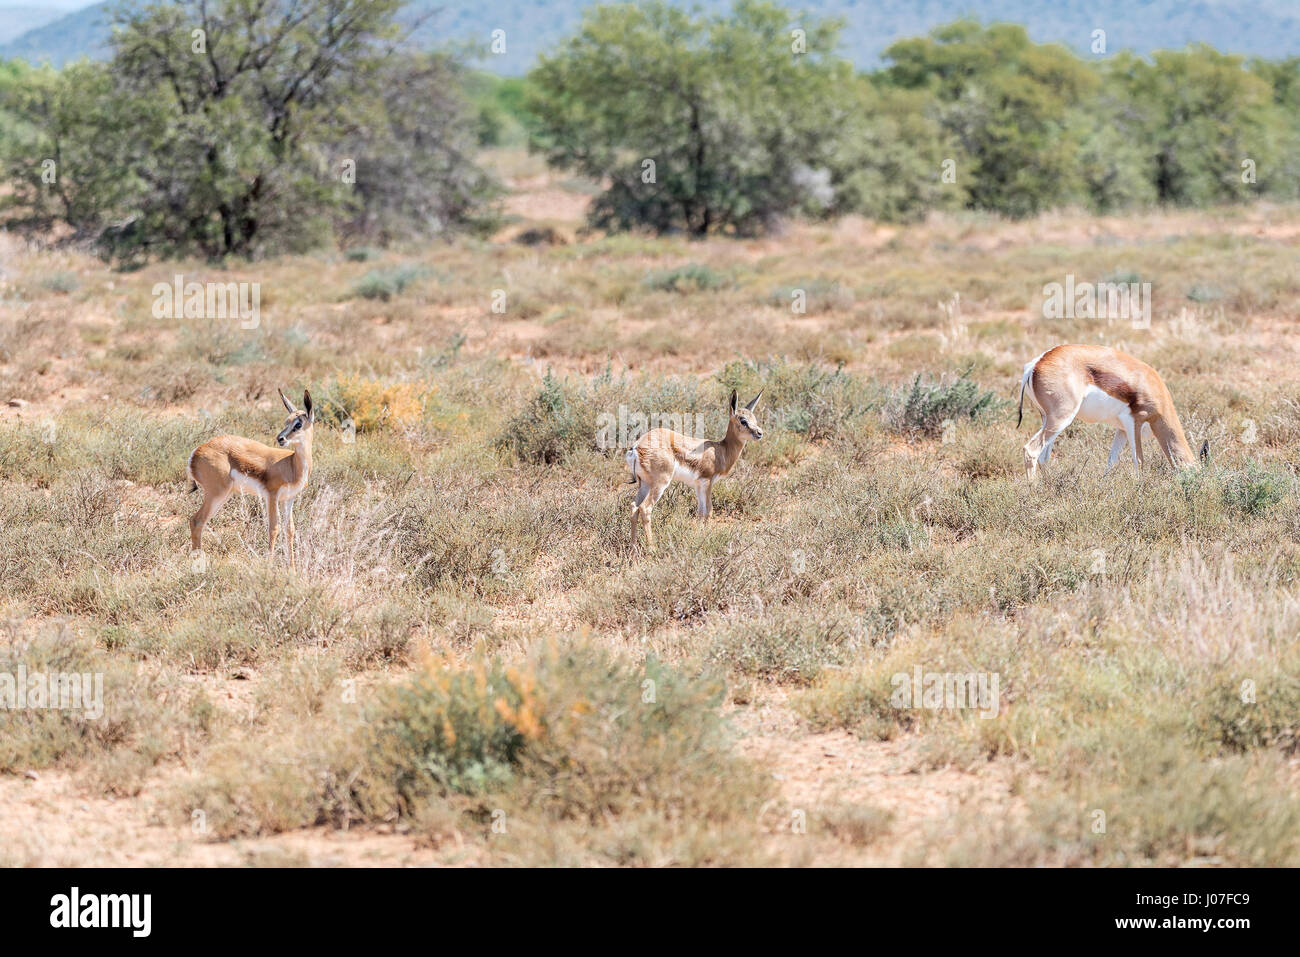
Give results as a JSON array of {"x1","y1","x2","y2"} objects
[
  {"x1": 40, "y1": 271, "x2": 79, "y2": 294},
  {"x1": 495, "y1": 369, "x2": 596, "y2": 465},
  {"x1": 1221, "y1": 461, "x2": 1290, "y2": 516},
  {"x1": 644, "y1": 263, "x2": 729, "y2": 293},
  {"x1": 349, "y1": 265, "x2": 429, "y2": 301},
  {"x1": 180, "y1": 640, "x2": 765, "y2": 838},
  {"x1": 796, "y1": 665, "x2": 916, "y2": 740},
  {"x1": 372, "y1": 642, "x2": 759, "y2": 822},
  {"x1": 1187, "y1": 283, "x2": 1225, "y2": 303},
  {"x1": 886, "y1": 370, "x2": 1003, "y2": 437},
  {"x1": 706, "y1": 606, "x2": 861, "y2": 684},
  {"x1": 1191, "y1": 668, "x2": 1300, "y2": 755},
  {"x1": 766, "y1": 278, "x2": 853, "y2": 313},
  {"x1": 369, "y1": 657, "x2": 530, "y2": 799}
]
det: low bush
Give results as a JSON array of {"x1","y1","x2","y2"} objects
[
  {"x1": 349, "y1": 265, "x2": 429, "y2": 301},
  {"x1": 885, "y1": 370, "x2": 1003, "y2": 437}
]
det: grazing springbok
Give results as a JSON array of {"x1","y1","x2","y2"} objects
[
  {"x1": 1018, "y1": 344, "x2": 1206, "y2": 481},
  {"x1": 187, "y1": 389, "x2": 315, "y2": 568},
  {"x1": 626, "y1": 389, "x2": 764, "y2": 549}
]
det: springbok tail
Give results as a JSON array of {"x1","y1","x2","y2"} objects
[
  {"x1": 186, "y1": 450, "x2": 199, "y2": 492},
  {"x1": 624, "y1": 447, "x2": 640, "y2": 485},
  {"x1": 1016, "y1": 362, "x2": 1034, "y2": 429}
]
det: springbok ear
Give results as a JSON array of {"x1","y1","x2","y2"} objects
[
  {"x1": 729, "y1": 389, "x2": 738, "y2": 414},
  {"x1": 1199, "y1": 439, "x2": 1209, "y2": 464},
  {"x1": 303, "y1": 390, "x2": 314, "y2": 421},
  {"x1": 745, "y1": 388, "x2": 764, "y2": 411},
  {"x1": 279, "y1": 388, "x2": 295, "y2": 413}
]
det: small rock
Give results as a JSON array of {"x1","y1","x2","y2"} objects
[
  {"x1": 6, "y1": 398, "x2": 27, "y2": 408},
  {"x1": 23, "y1": 770, "x2": 38, "y2": 781}
]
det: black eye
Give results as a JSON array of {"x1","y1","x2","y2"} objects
[{"x1": 293, "y1": 421, "x2": 302, "y2": 431}]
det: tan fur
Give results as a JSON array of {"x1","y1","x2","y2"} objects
[
  {"x1": 627, "y1": 389, "x2": 763, "y2": 549},
  {"x1": 1020, "y1": 344, "x2": 1198, "y2": 481},
  {"x1": 188, "y1": 389, "x2": 315, "y2": 567}
]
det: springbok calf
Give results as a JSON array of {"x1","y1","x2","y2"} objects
[
  {"x1": 187, "y1": 389, "x2": 315, "y2": 567},
  {"x1": 626, "y1": 389, "x2": 764, "y2": 549},
  {"x1": 1018, "y1": 344, "x2": 1206, "y2": 480}
]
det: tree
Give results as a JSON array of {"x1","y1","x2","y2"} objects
[
  {"x1": 1248, "y1": 56, "x2": 1300, "y2": 200},
  {"x1": 526, "y1": 0, "x2": 860, "y2": 236},
  {"x1": 826, "y1": 80, "x2": 968, "y2": 222},
  {"x1": 1112, "y1": 46, "x2": 1277, "y2": 206},
  {"x1": 1067, "y1": 70, "x2": 1158, "y2": 214},
  {"x1": 0, "y1": 0, "x2": 495, "y2": 261},
  {"x1": 109, "y1": 0, "x2": 412, "y2": 258},
  {"x1": 337, "y1": 53, "x2": 499, "y2": 243},
  {"x1": 0, "y1": 61, "x2": 152, "y2": 241},
  {"x1": 882, "y1": 21, "x2": 1098, "y2": 218}
]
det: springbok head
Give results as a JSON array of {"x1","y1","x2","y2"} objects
[
  {"x1": 275, "y1": 389, "x2": 315, "y2": 448},
  {"x1": 729, "y1": 388, "x2": 764, "y2": 441}
]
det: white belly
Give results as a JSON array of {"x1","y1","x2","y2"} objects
[
  {"x1": 673, "y1": 462, "x2": 703, "y2": 488},
  {"x1": 229, "y1": 467, "x2": 269, "y2": 503},
  {"x1": 1075, "y1": 384, "x2": 1130, "y2": 428}
]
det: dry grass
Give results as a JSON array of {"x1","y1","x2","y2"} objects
[{"x1": 1, "y1": 163, "x2": 1298, "y2": 865}]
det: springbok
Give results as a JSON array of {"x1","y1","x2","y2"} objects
[
  {"x1": 187, "y1": 389, "x2": 315, "y2": 568},
  {"x1": 1018, "y1": 344, "x2": 1206, "y2": 480},
  {"x1": 626, "y1": 389, "x2": 764, "y2": 549}
]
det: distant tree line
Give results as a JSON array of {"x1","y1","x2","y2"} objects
[
  {"x1": 1, "y1": 0, "x2": 1297, "y2": 258},
  {"x1": 527, "y1": 2, "x2": 1300, "y2": 235}
]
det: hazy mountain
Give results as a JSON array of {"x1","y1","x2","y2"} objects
[
  {"x1": 0, "y1": 1, "x2": 113, "y2": 63},
  {"x1": 0, "y1": 4, "x2": 77, "y2": 45},
  {"x1": 2, "y1": 0, "x2": 1298, "y2": 72}
]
